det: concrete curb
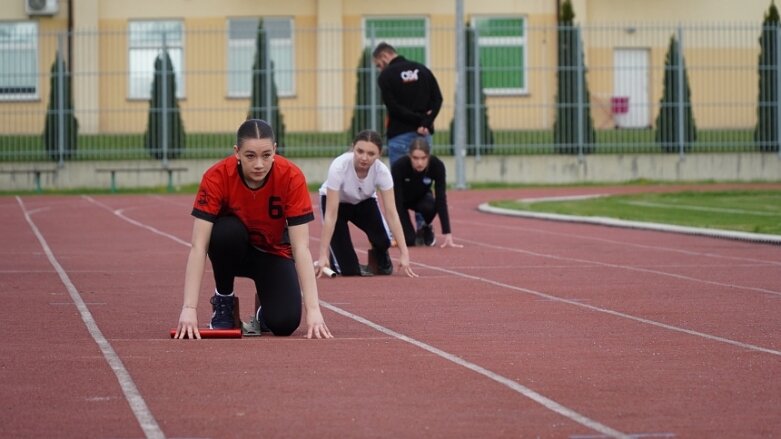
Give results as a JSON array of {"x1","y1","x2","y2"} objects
[{"x1": 477, "y1": 203, "x2": 781, "y2": 246}]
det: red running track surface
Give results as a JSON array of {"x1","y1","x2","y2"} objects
[{"x1": 2, "y1": 183, "x2": 780, "y2": 438}]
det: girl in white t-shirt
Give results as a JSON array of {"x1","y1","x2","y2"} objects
[{"x1": 316, "y1": 130, "x2": 417, "y2": 278}]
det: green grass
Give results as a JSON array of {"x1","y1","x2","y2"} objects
[{"x1": 491, "y1": 189, "x2": 781, "y2": 235}]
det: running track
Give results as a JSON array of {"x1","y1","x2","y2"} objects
[{"x1": 2, "y1": 184, "x2": 780, "y2": 438}]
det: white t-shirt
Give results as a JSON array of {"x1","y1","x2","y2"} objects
[{"x1": 318, "y1": 152, "x2": 394, "y2": 204}]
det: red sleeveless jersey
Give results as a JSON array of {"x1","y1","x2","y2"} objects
[{"x1": 191, "y1": 155, "x2": 314, "y2": 259}]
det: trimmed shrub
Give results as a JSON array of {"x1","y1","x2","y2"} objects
[
  {"x1": 655, "y1": 35, "x2": 697, "y2": 153},
  {"x1": 144, "y1": 50, "x2": 186, "y2": 160},
  {"x1": 248, "y1": 19, "x2": 286, "y2": 155},
  {"x1": 43, "y1": 50, "x2": 78, "y2": 161},
  {"x1": 755, "y1": 1, "x2": 781, "y2": 152},
  {"x1": 553, "y1": 0, "x2": 596, "y2": 155}
]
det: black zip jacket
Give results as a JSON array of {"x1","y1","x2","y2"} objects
[{"x1": 378, "y1": 56, "x2": 443, "y2": 139}]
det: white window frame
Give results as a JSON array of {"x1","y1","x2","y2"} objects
[
  {"x1": 0, "y1": 21, "x2": 38, "y2": 101},
  {"x1": 471, "y1": 16, "x2": 528, "y2": 96},
  {"x1": 226, "y1": 17, "x2": 295, "y2": 98},
  {"x1": 362, "y1": 17, "x2": 429, "y2": 67},
  {"x1": 128, "y1": 20, "x2": 185, "y2": 100}
]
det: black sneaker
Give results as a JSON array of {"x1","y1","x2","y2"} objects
[
  {"x1": 368, "y1": 248, "x2": 393, "y2": 275},
  {"x1": 414, "y1": 227, "x2": 425, "y2": 247},
  {"x1": 210, "y1": 294, "x2": 237, "y2": 329},
  {"x1": 422, "y1": 224, "x2": 436, "y2": 247}
]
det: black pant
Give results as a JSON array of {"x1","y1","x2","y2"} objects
[
  {"x1": 399, "y1": 192, "x2": 436, "y2": 246},
  {"x1": 208, "y1": 216, "x2": 301, "y2": 336},
  {"x1": 320, "y1": 195, "x2": 390, "y2": 276}
]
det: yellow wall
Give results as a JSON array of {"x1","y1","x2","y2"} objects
[{"x1": 1, "y1": 0, "x2": 778, "y2": 136}]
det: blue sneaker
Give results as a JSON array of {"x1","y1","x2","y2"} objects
[{"x1": 210, "y1": 294, "x2": 237, "y2": 329}]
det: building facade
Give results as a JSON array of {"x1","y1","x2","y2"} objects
[{"x1": 0, "y1": 0, "x2": 777, "y2": 138}]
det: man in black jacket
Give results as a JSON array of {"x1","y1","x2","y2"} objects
[{"x1": 373, "y1": 42, "x2": 443, "y2": 165}]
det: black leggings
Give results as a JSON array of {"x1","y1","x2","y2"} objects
[
  {"x1": 320, "y1": 195, "x2": 390, "y2": 276},
  {"x1": 208, "y1": 216, "x2": 301, "y2": 336},
  {"x1": 399, "y1": 192, "x2": 437, "y2": 246}
]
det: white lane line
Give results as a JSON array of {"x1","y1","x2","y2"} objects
[
  {"x1": 456, "y1": 218, "x2": 781, "y2": 267},
  {"x1": 456, "y1": 237, "x2": 781, "y2": 298},
  {"x1": 320, "y1": 302, "x2": 631, "y2": 439},
  {"x1": 16, "y1": 196, "x2": 165, "y2": 439},
  {"x1": 411, "y1": 259, "x2": 781, "y2": 357},
  {"x1": 83, "y1": 196, "x2": 191, "y2": 247},
  {"x1": 103, "y1": 197, "x2": 632, "y2": 438}
]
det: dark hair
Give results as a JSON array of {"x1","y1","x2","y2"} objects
[
  {"x1": 353, "y1": 129, "x2": 383, "y2": 152},
  {"x1": 408, "y1": 136, "x2": 431, "y2": 156},
  {"x1": 236, "y1": 119, "x2": 275, "y2": 149},
  {"x1": 372, "y1": 42, "x2": 397, "y2": 59}
]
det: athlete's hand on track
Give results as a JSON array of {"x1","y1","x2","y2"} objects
[
  {"x1": 176, "y1": 307, "x2": 201, "y2": 339},
  {"x1": 440, "y1": 234, "x2": 463, "y2": 249},
  {"x1": 304, "y1": 308, "x2": 333, "y2": 339},
  {"x1": 398, "y1": 254, "x2": 418, "y2": 278}
]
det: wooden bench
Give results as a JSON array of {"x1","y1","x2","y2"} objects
[
  {"x1": 95, "y1": 167, "x2": 188, "y2": 192},
  {"x1": 0, "y1": 168, "x2": 58, "y2": 193}
]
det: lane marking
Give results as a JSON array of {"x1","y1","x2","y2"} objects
[
  {"x1": 411, "y1": 259, "x2": 781, "y2": 357},
  {"x1": 456, "y1": 237, "x2": 781, "y2": 298},
  {"x1": 320, "y1": 302, "x2": 631, "y2": 439},
  {"x1": 456, "y1": 218, "x2": 781, "y2": 267},
  {"x1": 16, "y1": 196, "x2": 165, "y2": 439},
  {"x1": 84, "y1": 196, "x2": 191, "y2": 247}
]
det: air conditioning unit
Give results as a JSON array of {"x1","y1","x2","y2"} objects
[{"x1": 25, "y1": 0, "x2": 59, "y2": 16}]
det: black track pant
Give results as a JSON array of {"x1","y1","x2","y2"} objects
[
  {"x1": 399, "y1": 191, "x2": 437, "y2": 246},
  {"x1": 320, "y1": 195, "x2": 390, "y2": 276},
  {"x1": 208, "y1": 216, "x2": 301, "y2": 336}
]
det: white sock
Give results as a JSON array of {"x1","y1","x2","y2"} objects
[{"x1": 215, "y1": 289, "x2": 234, "y2": 297}]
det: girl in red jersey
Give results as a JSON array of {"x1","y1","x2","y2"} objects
[
  {"x1": 315, "y1": 130, "x2": 417, "y2": 278},
  {"x1": 175, "y1": 119, "x2": 332, "y2": 340}
]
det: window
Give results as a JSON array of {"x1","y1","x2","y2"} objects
[
  {"x1": 473, "y1": 17, "x2": 527, "y2": 94},
  {"x1": 227, "y1": 17, "x2": 294, "y2": 97},
  {"x1": 364, "y1": 18, "x2": 427, "y2": 65},
  {"x1": 0, "y1": 22, "x2": 38, "y2": 100},
  {"x1": 128, "y1": 20, "x2": 184, "y2": 99}
]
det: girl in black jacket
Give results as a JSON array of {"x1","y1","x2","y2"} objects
[{"x1": 391, "y1": 137, "x2": 462, "y2": 248}]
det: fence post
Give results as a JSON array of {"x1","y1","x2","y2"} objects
[
  {"x1": 676, "y1": 26, "x2": 685, "y2": 158},
  {"x1": 471, "y1": 25, "x2": 482, "y2": 161},
  {"x1": 264, "y1": 26, "x2": 273, "y2": 134},
  {"x1": 575, "y1": 26, "x2": 584, "y2": 160},
  {"x1": 161, "y1": 32, "x2": 169, "y2": 168},
  {"x1": 369, "y1": 27, "x2": 378, "y2": 132},
  {"x1": 776, "y1": 23, "x2": 781, "y2": 158},
  {"x1": 454, "y1": 0, "x2": 467, "y2": 189},
  {"x1": 57, "y1": 33, "x2": 66, "y2": 168}
]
